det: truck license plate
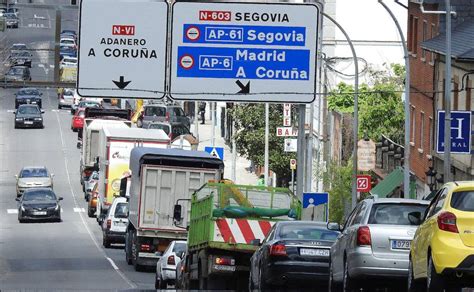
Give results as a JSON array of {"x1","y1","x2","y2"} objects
[
  {"x1": 300, "y1": 248, "x2": 330, "y2": 257},
  {"x1": 391, "y1": 240, "x2": 411, "y2": 250},
  {"x1": 213, "y1": 264, "x2": 236, "y2": 272}
]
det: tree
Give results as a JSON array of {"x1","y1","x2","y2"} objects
[
  {"x1": 230, "y1": 104, "x2": 296, "y2": 186},
  {"x1": 327, "y1": 64, "x2": 405, "y2": 144}
]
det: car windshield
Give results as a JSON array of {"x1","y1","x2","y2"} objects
[
  {"x1": 78, "y1": 110, "x2": 85, "y2": 118},
  {"x1": 172, "y1": 242, "x2": 187, "y2": 253},
  {"x1": 61, "y1": 39, "x2": 75, "y2": 44},
  {"x1": 5, "y1": 13, "x2": 17, "y2": 19},
  {"x1": 18, "y1": 106, "x2": 40, "y2": 115},
  {"x1": 368, "y1": 203, "x2": 428, "y2": 225},
  {"x1": 114, "y1": 203, "x2": 128, "y2": 217},
  {"x1": 12, "y1": 44, "x2": 27, "y2": 50},
  {"x1": 23, "y1": 190, "x2": 56, "y2": 201},
  {"x1": 12, "y1": 52, "x2": 30, "y2": 58},
  {"x1": 18, "y1": 89, "x2": 39, "y2": 95},
  {"x1": 20, "y1": 168, "x2": 48, "y2": 178},
  {"x1": 144, "y1": 106, "x2": 166, "y2": 116},
  {"x1": 63, "y1": 90, "x2": 74, "y2": 97},
  {"x1": 8, "y1": 67, "x2": 24, "y2": 75},
  {"x1": 451, "y1": 191, "x2": 474, "y2": 212},
  {"x1": 149, "y1": 124, "x2": 170, "y2": 134},
  {"x1": 278, "y1": 224, "x2": 339, "y2": 241}
]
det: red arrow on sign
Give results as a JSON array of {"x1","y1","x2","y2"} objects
[{"x1": 356, "y1": 175, "x2": 372, "y2": 192}]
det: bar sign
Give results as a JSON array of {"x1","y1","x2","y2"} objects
[{"x1": 112, "y1": 25, "x2": 135, "y2": 36}]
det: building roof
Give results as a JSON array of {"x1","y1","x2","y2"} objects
[{"x1": 422, "y1": 19, "x2": 474, "y2": 61}]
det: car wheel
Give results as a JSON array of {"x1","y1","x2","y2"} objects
[
  {"x1": 343, "y1": 260, "x2": 356, "y2": 292},
  {"x1": 248, "y1": 269, "x2": 255, "y2": 292},
  {"x1": 58, "y1": 105, "x2": 61, "y2": 109},
  {"x1": 87, "y1": 206, "x2": 94, "y2": 218},
  {"x1": 427, "y1": 255, "x2": 444, "y2": 292},
  {"x1": 329, "y1": 258, "x2": 342, "y2": 292},
  {"x1": 102, "y1": 231, "x2": 110, "y2": 248},
  {"x1": 408, "y1": 257, "x2": 422, "y2": 292},
  {"x1": 155, "y1": 278, "x2": 160, "y2": 290},
  {"x1": 159, "y1": 276, "x2": 167, "y2": 289}
]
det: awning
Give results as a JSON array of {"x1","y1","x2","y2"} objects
[{"x1": 370, "y1": 168, "x2": 403, "y2": 198}]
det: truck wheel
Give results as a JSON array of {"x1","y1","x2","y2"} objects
[
  {"x1": 125, "y1": 231, "x2": 132, "y2": 265},
  {"x1": 198, "y1": 260, "x2": 207, "y2": 290},
  {"x1": 132, "y1": 236, "x2": 143, "y2": 272}
]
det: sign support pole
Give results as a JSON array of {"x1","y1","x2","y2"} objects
[
  {"x1": 443, "y1": 0, "x2": 452, "y2": 182},
  {"x1": 232, "y1": 118, "x2": 237, "y2": 182},
  {"x1": 291, "y1": 169, "x2": 295, "y2": 194},
  {"x1": 211, "y1": 102, "x2": 215, "y2": 147},
  {"x1": 194, "y1": 101, "x2": 199, "y2": 142},
  {"x1": 296, "y1": 104, "x2": 306, "y2": 200},
  {"x1": 264, "y1": 103, "x2": 270, "y2": 186},
  {"x1": 54, "y1": 9, "x2": 61, "y2": 83}
]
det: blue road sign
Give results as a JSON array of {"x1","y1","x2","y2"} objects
[
  {"x1": 302, "y1": 192, "x2": 328, "y2": 209},
  {"x1": 170, "y1": 2, "x2": 320, "y2": 103},
  {"x1": 204, "y1": 146, "x2": 224, "y2": 160},
  {"x1": 436, "y1": 111, "x2": 471, "y2": 154}
]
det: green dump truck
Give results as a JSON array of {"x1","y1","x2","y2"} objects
[{"x1": 173, "y1": 181, "x2": 301, "y2": 290}]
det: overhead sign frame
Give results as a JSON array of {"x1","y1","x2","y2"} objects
[
  {"x1": 169, "y1": 1, "x2": 320, "y2": 103},
  {"x1": 77, "y1": 0, "x2": 169, "y2": 99}
]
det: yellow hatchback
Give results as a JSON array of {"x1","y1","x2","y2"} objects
[{"x1": 408, "y1": 181, "x2": 474, "y2": 291}]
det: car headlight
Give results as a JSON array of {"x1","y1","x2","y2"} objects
[
  {"x1": 34, "y1": 118, "x2": 42, "y2": 121},
  {"x1": 15, "y1": 118, "x2": 23, "y2": 121},
  {"x1": 54, "y1": 204, "x2": 59, "y2": 211},
  {"x1": 21, "y1": 205, "x2": 25, "y2": 212}
]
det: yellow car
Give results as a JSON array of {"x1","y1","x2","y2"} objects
[{"x1": 408, "y1": 181, "x2": 474, "y2": 291}]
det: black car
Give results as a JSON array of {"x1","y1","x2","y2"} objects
[
  {"x1": 15, "y1": 88, "x2": 43, "y2": 109},
  {"x1": 5, "y1": 65, "x2": 32, "y2": 82},
  {"x1": 14, "y1": 104, "x2": 44, "y2": 129},
  {"x1": 9, "y1": 51, "x2": 33, "y2": 67},
  {"x1": 16, "y1": 188, "x2": 63, "y2": 223},
  {"x1": 249, "y1": 221, "x2": 340, "y2": 290}
]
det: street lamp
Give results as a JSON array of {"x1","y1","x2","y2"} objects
[{"x1": 425, "y1": 166, "x2": 437, "y2": 191}]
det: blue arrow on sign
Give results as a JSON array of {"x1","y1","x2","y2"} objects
[
  {"x1": 436, "y1": 111, "x2": 471, "y2": 154},
  {"x1": 204, "y1": 146, "x2": 224, "y2": 160}
]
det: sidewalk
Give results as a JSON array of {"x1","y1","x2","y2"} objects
[{"x1": 190, "y1": 114, "x2": 258, "y2": 186}]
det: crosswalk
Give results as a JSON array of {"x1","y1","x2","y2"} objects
[{"x1": 6, "y1": 207, "x2": 86, "y2": 214}]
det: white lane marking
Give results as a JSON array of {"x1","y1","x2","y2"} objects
[
  {"x1": 7, "y1": 209, "x2": 18, "y2": 214},
  {"x1": 49, "y1": 65, "x2": 54, "y2": 69},
  {"x1": 38, "y1": 64, "x2": 45, "y2": 68},
  {"x1": 7, "y1": 110, "x2": 14, "y2": 113},
  {"x1": 73, "y1": 207, "x2": 85, "y2": 213},
  {"x1": 53, "y1": 101, "x2": 136, "y2": 288},
  {"x1": 106, "y1": 257, "x2": 119, "y2": 270},
  {"x1": 51, "y1": 109, "x2": 59, "y2": 112}
]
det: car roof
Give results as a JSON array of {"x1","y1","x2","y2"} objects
[
  {"x1": 21, "y1": 166, "x2": 47, "y2": 170},
  {"x1": 369, "y1": 197, "x2": 430, "y2": 205},
  {"x1": 17, "y1": 104, "x2": 39, "y2": 108},
  {"x1": 275, "y1": 221, "x2": 332, "y2": 227},
  {"x1": 10, "y1": 65, "x2": 27, "y2": 69},
  {"x1": 18, "y1": 87, "x2": 38, "y2": 91},
  {"x1": 23, "y1": 187, "x2": 54, "y2": 193}
]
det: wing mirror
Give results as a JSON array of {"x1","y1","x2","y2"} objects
[
  {"x1": 51, "y1": 173, "x2": 55, "y2": 177},
  {"x1": 173, "y1": 204, "x2": 182, "y2": 222},
  {"x1": 15, "y1": 197, "x2": 20, "y2": 201},
  {"x1": 41, "y1": 109, "x2": 45, "y2": 114},
  {"x1": 327, "y1": 222, "x2": 342, "y2": 232},
  {"x1": 58, "y1": 197, "x2": 63, "y2": 201},
  {"x1": 12, "y1": 111, "x2": 16, "y2": 114},
  {"x1": 408, "y1": 211, "x2": 423, "y2": 225},
  {"x1": 14, "y1": 174, "x2": 18, "y2": 179}
]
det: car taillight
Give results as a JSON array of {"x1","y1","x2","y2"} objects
[
  {"x1": 106, "y1": 219, "x2": 111, "y2": 229},
  {"x1": 357, "y1": 226, "x2": 372, "y2": 246},
  {"x1": 167, "y1": 255, "x2": 175, "y2": 265},
  {"x1": 270, "y1": 244, "x2": 287, "y2": 256},
  {"x1": 437, "y1": 212, "x2": 459, "y2": 233},
  {"x1": 140, "y1": 244, "x2": 151, "y2": 252}
]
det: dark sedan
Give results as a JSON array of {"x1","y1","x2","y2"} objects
[
  {"x1": 14, "y1": 104, "x2": 44, "y2": 129},
  {"x1": 16, "y1": 188, "x2": 62, "y2": 223},
  {"x1": 15, "y1": 88, "x2": 43, "y2": 109},
  {"x1": 249, "y1": 221, "x2": 340, "y2": 290},
  {"x1": 9, "y1": 51, "x2": 33, "y2": 67},
  {"x1": 5, "y1": 65, "x2": 32, "y2": 82}
]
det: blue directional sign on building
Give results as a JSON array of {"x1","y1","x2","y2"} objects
[
  {"x1": 170, "y1": 2, "x2": 320, "y2": 103},
  {"x1": 204, "y1": 146, "x2": 224, "y2": 160},
  {"x1": 436, "y1": 111, "x2": 472, "y2": 154}
]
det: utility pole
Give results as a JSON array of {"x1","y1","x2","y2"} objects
[
  {"x1": 378, "y1": 0, "x2": 410, "y2": 198},
  {"x1": 443, "y1": 0, "x2": 452, "y2": 182},
  {"x1": 264, "y1": 103, "x2": 270, "y2": 186},
  {"x1": 296, "y1": 104, "x2": 306, "y2": 200},
  {"x1": 53, "y1": 9, "x2": 61, "y2": 83}
]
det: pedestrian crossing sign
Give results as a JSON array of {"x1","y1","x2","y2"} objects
[{"x1": 205, "y1": 146, "x2": 224, "y2": 160}]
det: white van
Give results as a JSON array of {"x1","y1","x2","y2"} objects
[{"x1": 101, "y1": 197, "x2": 128, "y2": 248}]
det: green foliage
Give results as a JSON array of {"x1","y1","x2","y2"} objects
[
  {"x1": 321, "y1": 160, "x2": 352, "y2": 224},
  {"x1": 230, "y1": 104, "x2": 296, "y2": 186},
  {"x1": 327, "y1": 64, "x2": 405, "y2": 144}
]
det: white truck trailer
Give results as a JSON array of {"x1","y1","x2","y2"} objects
[
  {"x1": 125, "y1": 147, "x2": 224, "y2": 271},
  {"x1": 95, "y1": 127, "x2": 170, "y2": 222}
]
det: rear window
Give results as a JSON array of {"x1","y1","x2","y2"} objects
[
  {"x1": 278, "y1": 224, "x2": 339, "y2": 241},
  {"x1": 149, "y1": 123, "x2": 170, "y2": 134},
  {"x1": 173, "y1": 242, "x2": 187, "y2": 253},
  {"x1": 145, "y1": 106, "x2": 166, "y2": 117},
  {"x1": 368, "y1": 203, "x2": 428, "y2": 226},
  {"x1": 169, "y1": 107, "x2": 185, "y2": 117},
  {"x1": 114, "y1": 203, "x2": 128, "y2": 217},
  {"x1": 451, "y1": 191, "x2": 474, "y2": 212}
]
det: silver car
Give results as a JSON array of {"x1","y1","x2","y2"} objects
[
  {"x1": 16, "y1": 166, "x2": 54, "y2": 197},
  {"x1": 84, "y1": 171, "x2": 99, "y2": 201},
  {"x1": 328, "y1": 197, "x2": 429, "y2": 291}
]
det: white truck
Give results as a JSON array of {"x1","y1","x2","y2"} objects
[
  {"x1": 96, "y1": 127, "x2": 170, "y2": 223},
  {"x1": 79, "y1": 108, "x2": 131, "y2": 191},
  {"x1": 125, "y1": 147, "x2": 224, "y2": 271}
]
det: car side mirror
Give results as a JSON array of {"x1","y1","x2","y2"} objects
[
  {"x1": 51, "y1": 173, "x2": 55, "y2": 177},
  {"x1": 58, "y1": 197, "x2": 63, "y2": 201},
  {"x1": 14, "y1": 174, "x2": 18, "y2": 179},
  {"x1": 408, "y1": 211, "x2": 422, "y2": 225},
  {"x1": 173, "y1": 204, "x2": 182, "y2": 222},
  {"x1": 76, "y1": 141, "x2": 82, "y2": 149},
  {"x1": 12, "y1": 111, "x2": 16, "y2": 114},
  {"x1": 15, "y1": 197, "x2": 20, "y2": 201},
  {"x1": 327, "y1": 222, "x2": 342, "y2": 231},
  {"x1": 250, "y1": 239, "x2": 261, "y2": 246}
]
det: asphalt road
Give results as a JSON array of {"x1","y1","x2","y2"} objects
[{"x1": 0, "y1": 1, "x2": 157, "y2": 289}]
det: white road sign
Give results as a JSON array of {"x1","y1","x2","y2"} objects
[
  {"x1": 77, "y1": 0, "x2": 168, "y2": 99},
  {"x1": 170, "y1": 2, "x2": 320, "y2": 103}
]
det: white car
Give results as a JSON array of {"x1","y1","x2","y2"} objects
[
  {"x1": 155, "y1": 240, "x2": 187, "y2": 289},
  {"x1": 59, "y1": 37, "x2": 77, "y2": 49},
  {"x1": 59, "y1": 56, "x2": 77, "y2": 69},
  {"x1": 101, "y1": 197, "x2": 128, "y2": 248}
]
